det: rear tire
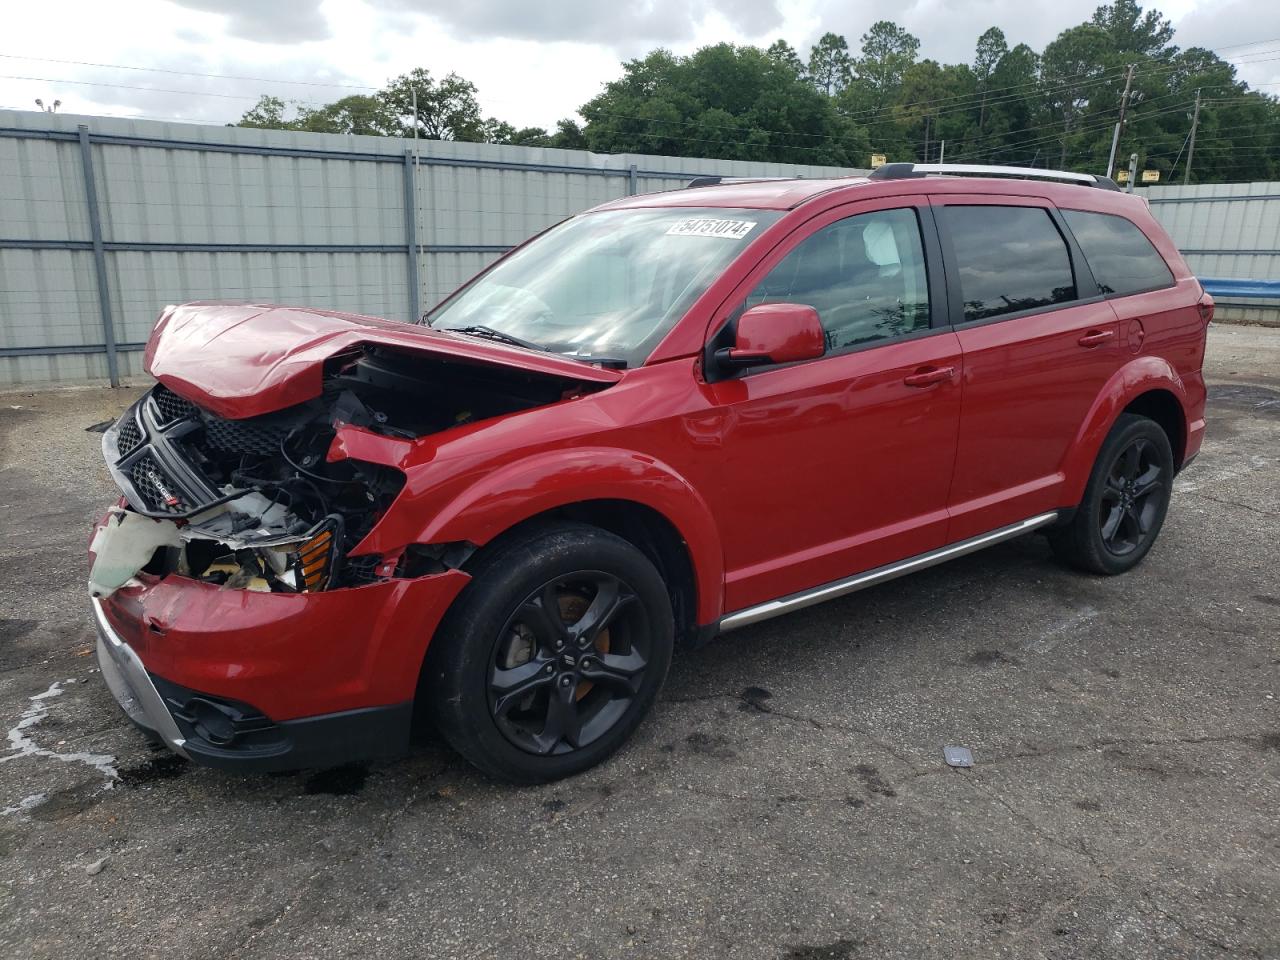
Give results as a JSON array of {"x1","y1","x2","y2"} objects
[
  {"x1": 1049, "y1": 413, "x2": 1174, "y2": 575},
  {"x1": 422, "y1": 522, "x2": 673, "y2": 783}
]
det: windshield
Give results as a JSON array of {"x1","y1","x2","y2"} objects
[{"x1": 426, "y1": 207, "x2": 781, "y2": 367}]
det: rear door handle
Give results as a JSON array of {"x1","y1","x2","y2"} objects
[
  {"x1": 1078, "y1": 329, "x2": 1115, "y2": 347},
  {"x1": 903, "y1": 365, "x2": 956, "y2": 387}
]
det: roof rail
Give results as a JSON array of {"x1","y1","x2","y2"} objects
[
  {"x1": 867, "y1": 162, "x2": 1122, "y2": 191},
  {"x1": 684, "y1": 175, "x2": 797, "y2": 189}
]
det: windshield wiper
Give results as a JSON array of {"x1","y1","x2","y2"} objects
[
  {"x1": 443, "y1": 326, "x2": 628, "y2": 369},
  {"x1": 442, "y1": 325, "x2": 548, "y2": 353}
]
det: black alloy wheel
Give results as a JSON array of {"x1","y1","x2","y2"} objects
[
  {"x1": 488, "y1": 572, "x2": 651, "y2": 756},
  {"x1": 1048, "y1": 413, "x2": 1175, "y2": 575},
  {"x1": 1097, "y1": 436, "x2": 1164, "y2": 557},
  {"x1": 423, "y1": 523, "x2": 673, "y2": 783}
]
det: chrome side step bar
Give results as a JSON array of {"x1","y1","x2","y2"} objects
[{"x1": 718, "y1": 512, "x2": 1059, "y2": 633}]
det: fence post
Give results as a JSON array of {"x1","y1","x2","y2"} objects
[
  {"x1": 77, "y1": 124, "x2": 120, "y2": 387},
  {"x1": 403, "y1": 150, "x2": 421, "y2": 322},
  {"x1": 628, "y1": 163, "x2": 638, "y2": 196}
]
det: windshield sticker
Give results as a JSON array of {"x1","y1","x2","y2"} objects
[{"x1": 665, "y1": 218, "x2": 757, "y2": 240}]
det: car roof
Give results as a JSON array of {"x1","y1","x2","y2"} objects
[
  {"x1": 592, "y1": 177, "x2": 870, "y2": 211},
  {"x1": 591, "y1": 173, "x2": 1147, "y2": 216}
]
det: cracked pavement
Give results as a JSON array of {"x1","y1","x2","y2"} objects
[{"x1": 0, "y1": 323, "x2": 1277, "y2": 960}]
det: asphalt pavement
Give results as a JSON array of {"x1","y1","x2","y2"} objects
[{"x1": 0, "y1": 323, "x2": 1276, "y2": 960}]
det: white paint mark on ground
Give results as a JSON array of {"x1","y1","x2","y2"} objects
[
  {"x1": 0, "y1": 679, "x2": 118, "y2": 779},
  {"x1": 1, "y1": 793, "x2": 47, "y2": 817},
  {"x1": 1023, "y1": 606, "x2": 1100, "y2": 654}
]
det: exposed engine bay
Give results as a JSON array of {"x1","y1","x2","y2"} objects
[{"x1": 92, "y1": 345, "x2": 593, "y2": 597}]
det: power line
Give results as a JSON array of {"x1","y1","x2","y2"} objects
[{"x1": 0, "y1": 53, "x2": 380, "y2": 91}]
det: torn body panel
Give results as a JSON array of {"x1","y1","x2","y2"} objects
[
  {"x1": 100, "y1": 320, "x2": 612, "y2": 597},
  {"x1": 145, "y1": 301, "x2": 621, "y2": 419}
]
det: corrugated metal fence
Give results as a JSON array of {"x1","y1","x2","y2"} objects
[
  {"x1": 2, "y1": 108, "x2": 1276, "y2": 389},
  {"x1": 0, "y1": 110, "x2": 856, "y2": 388},
  {"x1": 1138, "y1": 181, "x2": 1280, "y2": 325}
]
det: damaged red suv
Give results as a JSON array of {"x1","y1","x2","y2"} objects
[{"x1": 89, "y1": 163, "x2": 1210, "y2": 782}]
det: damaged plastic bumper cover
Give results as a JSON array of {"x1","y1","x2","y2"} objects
[
  {"x1": 90, "y1": 566, "x2": 470, "y2": 771},
  {"x1": 92, "y1": 597, "x2": 190, "y2": 758}
]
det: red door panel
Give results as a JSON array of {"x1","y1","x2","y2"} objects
[
  {"x1": 932, "y1": 195, "x2": 1123, "y2": 541},
  {"x1": 947, "y1": 299, "x2": 1121, "y2": 539},
  {"x1": 707, "y1": 331, "x2": 963, "y2": 612}
]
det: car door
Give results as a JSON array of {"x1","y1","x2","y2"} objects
[
  {"x1": 930, "y1": 196, "x2": 1121, "y2": 541},
  {"x1": 701, "y1": 199, "x2": 964, "y2": 614}
]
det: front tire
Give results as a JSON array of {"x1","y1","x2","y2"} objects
[
  {"x1": 1049, "y1": 413, "x2": 1174, "y2": 575},
  {"x1": 422, "y1": 523, "x2": 674, "y2": 783}
]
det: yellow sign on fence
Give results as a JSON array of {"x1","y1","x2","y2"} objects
[{"x1": 870, "y1": 154, "x2": 887, "y2": 169}]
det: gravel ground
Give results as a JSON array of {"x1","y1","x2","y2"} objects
[{"x1": 0, "y1": 324, "x2": 1276, "y2": 960}]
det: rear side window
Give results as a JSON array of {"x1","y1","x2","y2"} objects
[
  {"x1": 941, "y1": 206, "x2": 1076, "y2": 322},
  {"x1": 1061, "y1": 209, "x2": 1175, "y2": 297}
]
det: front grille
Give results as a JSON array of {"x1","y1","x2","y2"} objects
[
  {"x1": 202, "y1": 415, "x2": 290, "y2": 456},
  {"x1": 128, "y1": 453, "x2": 188, "y2": 513},
  {"x1": 151, "y1": 384, "x2": 198, "y2": 424},
  {"x1": 116, "y1": 416, "x2": 143, "y2": 455}
]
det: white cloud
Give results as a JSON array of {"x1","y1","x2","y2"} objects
[{"x1": 0, "y1": 0, "x2": 1274, "y2": 132}]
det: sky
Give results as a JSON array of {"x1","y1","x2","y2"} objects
[{"x1": 2, "y1": 0, "x2": 1278, "y2": 132}]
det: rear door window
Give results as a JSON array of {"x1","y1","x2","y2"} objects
[
  {"x1": 1061, "y1": 209, "x2": 1175, "y2": 296},
  {"x1": 941, "y1": 205, "x2": 1077, "y2": 323}
]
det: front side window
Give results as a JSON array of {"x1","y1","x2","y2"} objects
[
  {"x1": 743, "y1": 207, "x2": 931, "y2": 352},
  {"x1": 942, "y1": 205, "x2": 1077, "y2": 322},
  {"x1": 427, "y1": 207, "x2": 781, "y2": 367},
  {"x1": 1062, "y1": 209, "x2": 1175, "y2": 297}
]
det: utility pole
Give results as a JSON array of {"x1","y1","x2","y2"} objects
[
  {"x1": 1105, "y1": 63, "x2": 1135, "y2": 179},
  {"x1": 939, "y1": 139, "x2": 946, "y2": 164},
  {"x1": 411, "y1": 87, "x2": 425, "y2": 321},
  {"x1": 1184, "y1": 89, "x2": 1201, "y2": 185},
  {"x1": 1126, "y1": 152, "x2": 1139, "y2": 194}
]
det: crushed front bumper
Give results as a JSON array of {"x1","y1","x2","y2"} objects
[
  {"x1": 93, "y1": 597, "x2": 190, "y2": 757},
  {"x1": 90, "y1": 565, "x2": 471, "y2": 772}
]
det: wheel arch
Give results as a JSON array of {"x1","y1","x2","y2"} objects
[
  {"x1": 1121, "y1": 388, "x2": 1187, "y2": 468},
  {"x1": 411, "y1": 447, "x2": 725, "y2": 629},
  {"x1": 1061, "y1": 357, "x2": 1191, "y2": 505}
]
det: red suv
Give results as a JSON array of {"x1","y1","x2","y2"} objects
[{"x1": 89, "y1": 163, "x2": 1210, "y2": 782}]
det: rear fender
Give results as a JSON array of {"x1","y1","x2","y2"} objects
[
  {"x1": 1060, "y1": 356, "x2": 1190, "y2": 505},
  {"x1": 409, "y1": 447, "x2": 725, "y2": 624}
]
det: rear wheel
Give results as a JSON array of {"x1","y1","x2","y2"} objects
[
  {"x1": 423, "y1": 523, "x2": 673, "y2": 783},
  {"x1": 1049, "y1": 413, "x2": 1174, "y2": 575}
]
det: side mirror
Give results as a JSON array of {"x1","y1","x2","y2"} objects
[{"x1": 715, "y1": 303, "x2": 825, "y2": 371}]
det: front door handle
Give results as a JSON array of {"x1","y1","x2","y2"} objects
[
  {"x1": 903, "y1": 365, "x2": 956, "y2": 387},
  {"x1": 1078, "y1": 329, "x2": 1115, "y2": 347}
]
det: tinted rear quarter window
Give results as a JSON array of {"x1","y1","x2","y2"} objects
[
  {"x1": 941, "y1": 205, "x2": 1077, "y2": 323},
  {"x1": 1061, "y1": 209, "x2": 1175, "y2": 297}
]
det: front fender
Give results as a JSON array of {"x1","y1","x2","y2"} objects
[
  {"x1": 1060, "y1": 356, "x2": 1192, "y2": 504},
  {"x1": 396, "y1": 447, "x2": 725, "y2": 625}
]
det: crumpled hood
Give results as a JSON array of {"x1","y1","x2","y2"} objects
[{"x1": 144, "y1": 301, "x2": 622, "y2": 419}]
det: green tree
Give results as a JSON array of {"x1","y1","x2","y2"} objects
[
  {"x1": 807, "y1": 33, "x2": 851, "y2": 95},
  {"x1": 1090, "y1": 0, "x2": 1175, "y2": 58},
  {"x1": 851, "y1": 21, "x2": 920, "y2": 104},
  {"x1": 978, "y1": 43, "x2": 1040, "y2": 162},
  {"x1": 548, "y1": 118, "x2": 589, "y2": 150},
  {"x1": 973, "y1": 27, "x2": 1009, "y2": 134},
  {"x1": 292, "y1": 95, "x2": 396, "y2": 136},
  {"x1": 1039, "y1": 24, "x2": 1114, "y2": 166},
  {"x1": 238, "y1": 95, "x2": 289, "y2": 128},
  {"x1": 379, "y1": 68, "x2": 487, "y2": 141},
  {"x1": 766, "y1": 39, "x2": 805, "y2": 77},
  {"x1": 579, "y1": 43, "x2": 866, "y2": 164}
]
